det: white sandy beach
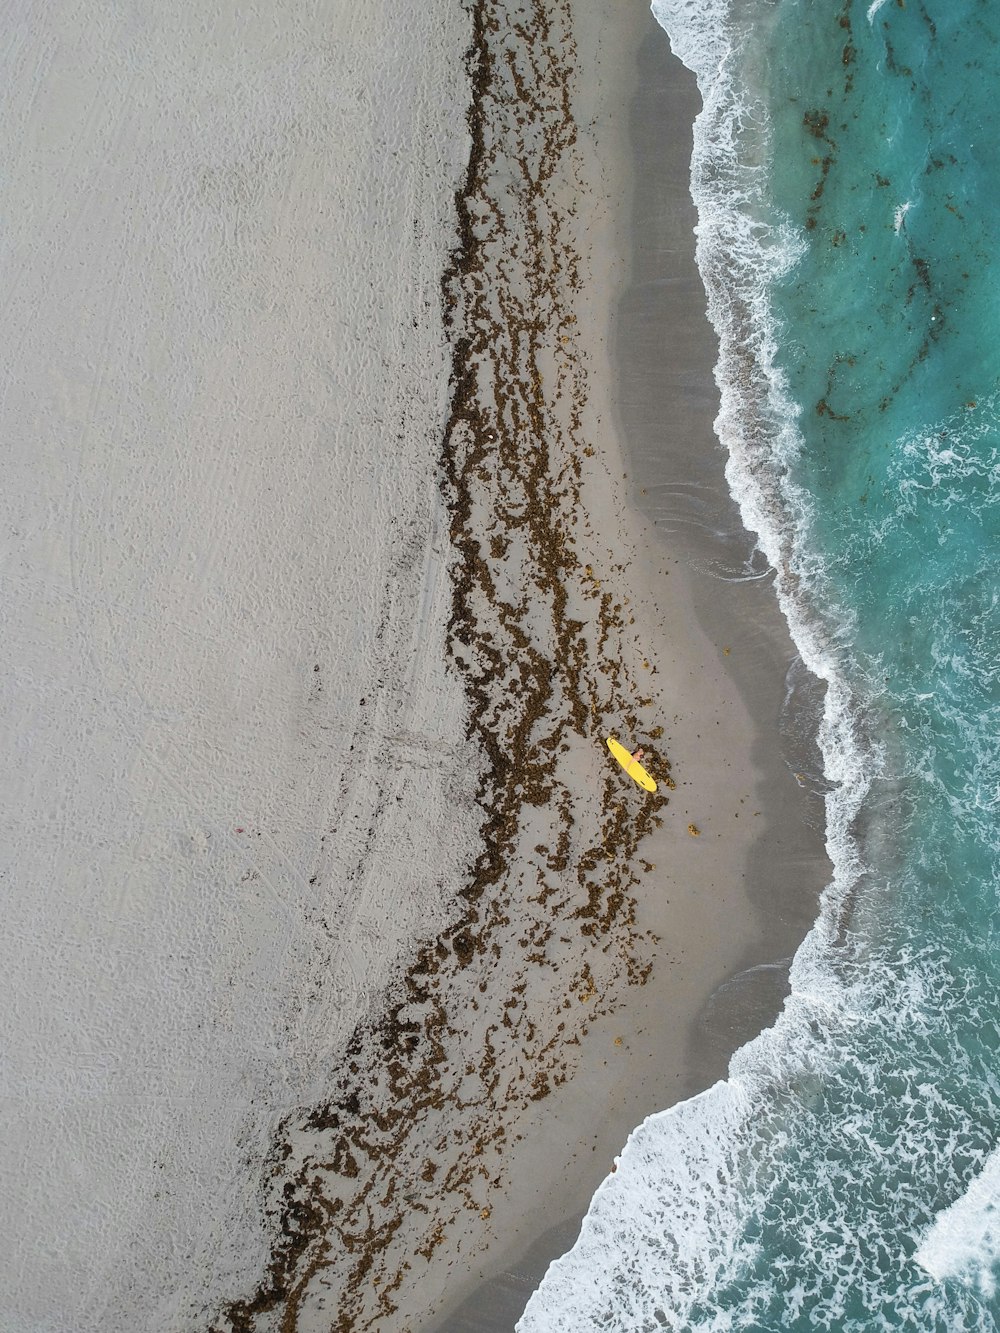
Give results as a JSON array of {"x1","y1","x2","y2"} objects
[{"x1": 2, "y1": 2, "x2": 477, "y2": 1327}]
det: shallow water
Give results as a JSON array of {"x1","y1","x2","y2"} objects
[{"x1": 522, "y1": 1, "x2": 1000, "y2": 1327}]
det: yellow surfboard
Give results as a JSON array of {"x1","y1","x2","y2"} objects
[{"x1": 606, "y1": 736, "x2": 657, "y2": 792}]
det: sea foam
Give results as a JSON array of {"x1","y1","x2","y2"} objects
[{"x1": 918, "y1": 1148, "x2": 1000, "y2": 1299}]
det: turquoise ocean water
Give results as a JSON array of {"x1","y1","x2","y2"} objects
[{"x1": 522, "y1": 1, "x2": 1000, "y2": 1327}]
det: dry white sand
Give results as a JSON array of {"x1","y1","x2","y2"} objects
[{"x1": 1, "y1": 2, "x2": 478, "y2": 1328}]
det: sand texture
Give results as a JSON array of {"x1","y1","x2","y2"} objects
[{"x1": 1, "y1": 1, "x2": 476, "y2": 1328}]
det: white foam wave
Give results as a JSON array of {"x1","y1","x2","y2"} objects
[
  {"x1": 917, "y1": 1147, "x2": 1000, "y2": 1297},
  {"x1": 518, "y1": 1081, "x2": 757, "y2": 1332}
]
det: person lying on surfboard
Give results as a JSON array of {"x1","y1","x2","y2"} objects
[{"x1": 606, "y1": 736, "x2": 657, "y2": 792}]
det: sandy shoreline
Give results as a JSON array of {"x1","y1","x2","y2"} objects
[
  {"x1": 618, "y1": 15, "x2": 831, "y2": 1093},
  {"x1": 436, "y1": 6, "x2": 831, "y2": 1328},
  {"x1": 3, "y1": 0, "x2": 830, "y2": 1327},
  {"x1": 209, "y1": 2, "x2": 831, "y2": 1329}
]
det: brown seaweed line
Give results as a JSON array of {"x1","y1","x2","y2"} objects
[{"x1": 208, "y1": 3, "x2": 671, "y2": 1329}]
